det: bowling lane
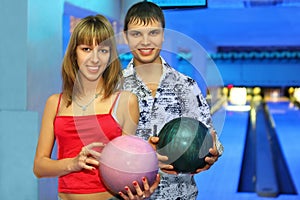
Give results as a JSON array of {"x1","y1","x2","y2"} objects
[
  {"x1": 195, "y1": 107, "x2": 251, "y2": 200},
  {"x1": 195, "y1": 103, "x2": 300, "y2": 200},
  {"x1": 266, "y1": 100, "x2": 300, "y2": 196}
]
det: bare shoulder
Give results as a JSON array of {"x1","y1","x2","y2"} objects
[
  {"x1": 46, "y1": 93, "x2": 61, "y2": 105},
  {"x1": 119, "y1": 91, "x2": 137, "y2": 101},
  {"x1": 117, "y1": 91, "x2": 138, "y2": 107},
  {"x1": 44, "y1": 93, "x2": 62, "y2": 112}
]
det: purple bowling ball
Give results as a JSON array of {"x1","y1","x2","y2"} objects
[{"x1": 99, "y1": 135, "x2": 158, "y2": 195}]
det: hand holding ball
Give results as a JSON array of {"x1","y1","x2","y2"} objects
[
  {"x1": 99, "y1": 135, "x2": 158, "y2": 194},
  {"x1": 157, "y1": 117, "x2": 213, "y2": 173}
]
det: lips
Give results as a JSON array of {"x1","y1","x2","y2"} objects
[
  {"x1": 87, "y1": 66, "x2": 99, "y2": 73},
  {"x1": 139, "y1": 48, "x2": 154, "y2": 56}
]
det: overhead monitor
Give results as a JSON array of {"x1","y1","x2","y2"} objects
[{"x1": 148, "y1": 0, "x2": 207, "y2": 8}]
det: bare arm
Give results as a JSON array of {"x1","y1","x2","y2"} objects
[
  {"x1": 118, "y1": 91, "x2": 139, "y2": 136},
  {"x1": 116, "y1": 92, "x2": 161, "y2": 199}
]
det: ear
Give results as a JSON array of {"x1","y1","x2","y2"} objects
[{"x1": 122, "y1": 31, "x2": 128, "y2": 44}]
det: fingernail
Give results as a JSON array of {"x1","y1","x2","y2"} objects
[
  {"x1": 142, "y1": 177, "x2": 146, "y2": 182},
  {"x1": 125, "y1": 186, "x2": 129, "y2": 191},
  {"x1": 118, "y1": 192, "x2": 122, "y2": 195},
  {"x1": 133, "y1": 181, "x2": 138, "y2": 186}
]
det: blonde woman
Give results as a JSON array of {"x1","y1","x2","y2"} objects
[{"x1": 33, "y1": 15, "x2": 159, "y2": 200}]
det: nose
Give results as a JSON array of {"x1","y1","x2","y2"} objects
[
  {"x1": 91, "y1": 49, "x2": 100, "y2": 63},
  {"x1": 142, "y1": 35, "x2": 150, "y2": 46}
]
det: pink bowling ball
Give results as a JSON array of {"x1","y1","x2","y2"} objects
[{"x1": 99, "y1": 135, "x2": 158, "y2": 195}]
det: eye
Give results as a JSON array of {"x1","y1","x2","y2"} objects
[
  {"x1": 150, "y1": 29, "x2": 160, "y2": 36},
  {"x1": 78, "y1": 44, "x2": 92, "y2": 52},
  {"x1": 99, "y1": 49, "x2": 109, "y2": 53},
  {"x1": 82, "y1": 47, "x2": 92, "y2": 52},
  {"x1": 130, "y1": 31, "x2": 141, "y2": 37},
  {"x1": 98, "y1": 46, "x2": 110, "y2": 54}
]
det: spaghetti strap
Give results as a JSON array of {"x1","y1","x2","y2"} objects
[
  {"x1": 109, "y1": 92, "x2": 121, "y2": 114},
  {"x1": 55, "y1": 93, "x2": 63, "y2": 116}
]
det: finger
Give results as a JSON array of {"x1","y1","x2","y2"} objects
[
  {"x1": 159, "y1": 162, "x2": 173, "y2": 170},
  {"x1": 194, "y1": 155, "x2": 217, "y2": 174},
  {"x1": 149, "y1": 136, "x2": 159, "y2": 144},
  {"x1": 142, "y1": 177, "x2": 150, "y2": 191},
  {"x1": 118, "y1": 191, "x2": 129, "y2": 200},
  {"x1": 209, "y1": 147, "x2": 218, "y2": 156},
  {"x1": 85, "y1": 157, "x2": 100, "y2": 166},
  {"x1": 210, "y1": 130, "x2": 218, "y2": 151},
  {"x1": 210, "y1": 129, "x2": 217, "y2": 141},
  {"x1": 141, "y1": 177, "x2": 150, "y2": 197},
  {"x1": 205, "y1": 155, "x2": 216, "y2": 165},
  {"x1": 124, "y1": 186, "x2": 135, "y2": 199},
  {"x1": 86, "y1": 142, "x2": 105, "y2": 148},
  {"x1": 81, "y1": 157, "x2": 96, "y2": 170},
  {"x1": 207, "y1": 148, "x2": 219, "y2": 163},
  {"x1": 80, "y1": 143, "x2": 104, "y2": 159},
  {"x1": 157, "y1": 153, "x2": 168, "y2": 162},
  {"x1": 148, "y1": 136, "x2": 159, "y2": 150},
  {"x1": 149, "y1": 174, "x2": 160, "y2": 194},
  {"x1": 80, "y1": 146, "x2": 89, "y2": 156},
  {"x1": 89, "y1": 149, "x2": 101, "y2": 159},
  {"x1": 82, "y1": 164, "x2": 96, "y2": 171},
  {"x1": 195, "y1": 164, "x2": 210, "y2": 173},
  {"x1": 132, "y1": 181, "x2": 144, "y2": 197}
]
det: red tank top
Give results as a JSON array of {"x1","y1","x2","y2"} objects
[{"x1": 54, "y1": 93, "x2": 122, "y2": 194}]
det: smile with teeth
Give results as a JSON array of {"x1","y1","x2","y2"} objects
[
  {"x1": 87, "y1": 66, "x2": 99, "y2": 72},
  {"x1": 139, "y1": 48, "x2": 154, "y2": 56}
]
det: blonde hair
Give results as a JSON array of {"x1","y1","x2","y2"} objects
[{"x1": 62, "y1": 14, "x2": 122, "y2": 106}]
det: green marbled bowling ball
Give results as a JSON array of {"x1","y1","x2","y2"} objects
[{"x1": 157, "y1": 117, "x2": 213, "y2": 173}]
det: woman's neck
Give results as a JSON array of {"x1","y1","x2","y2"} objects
[{"x1": 76, "y1": 77, "x2": 103, "y2": 97}]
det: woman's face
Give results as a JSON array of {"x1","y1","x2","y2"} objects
[{"x1": 76, "y1": 38, "x2": 110, "y2": 82}]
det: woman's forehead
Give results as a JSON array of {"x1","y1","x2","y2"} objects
[{"x1": 78, "y1": 36, "x2": 111, "y2": 46}]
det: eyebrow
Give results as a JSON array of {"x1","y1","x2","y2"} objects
[{"x1": 128, "y1": 27, "x2": 162, "y2": 32}]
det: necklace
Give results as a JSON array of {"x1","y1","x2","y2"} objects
[{"x1": 73, "y1": 92, "x2": 101, "y2": 112}]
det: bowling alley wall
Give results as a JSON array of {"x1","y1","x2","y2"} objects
[
  {"x1": 160, "y1": 6, "x2": 300, "y2": 107},
  {"x1": 1, "y1": 0, "x2": 300, "y2": 199}
]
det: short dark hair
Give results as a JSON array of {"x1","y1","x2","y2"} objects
[{"x1": 123, "y1": 1, "x2": 165, "y2": 31}]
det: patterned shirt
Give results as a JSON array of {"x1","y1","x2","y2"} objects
[{"x1": 123, "y1": 57, "x2": 223, "y2": 200}]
